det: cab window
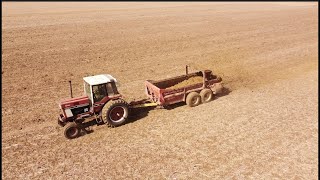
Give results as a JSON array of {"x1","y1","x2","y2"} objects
[
  {"x1": 92, "y1": 84, "x2": 107, "y2": 102},
  {"x1": 84, "y1": 82, "x2": 92, "y2": 101}
]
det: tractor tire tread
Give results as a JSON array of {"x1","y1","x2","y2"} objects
[
  {"x1": 186, "y1": 92, "x2": 201, "y2": 107},
  {"x1": 200, "y1": 88, "x2": 213, "y2": 103},
  {"x1": 102, "y1": 99, "x2": 129, "y2": 128}
]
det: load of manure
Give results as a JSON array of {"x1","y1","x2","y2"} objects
[{"x1": 166, "y1": 76, "x2": 203, "y2": 90}]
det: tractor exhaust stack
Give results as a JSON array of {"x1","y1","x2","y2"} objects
[
  {"x1": 69, "y1": 80, "x2": 73, "y2": 98},
  {"x1": 186, "y1": 65, "x2": 189, "y2": 75}
]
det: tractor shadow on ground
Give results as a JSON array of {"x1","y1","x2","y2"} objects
[
  {"x1": 76, "y1": 108, "x2": 156, "y2": 138},
  {"x1": 79, "y1": 120, "x2": 97, "y2": 137},
  {"x1": 126, "y1": 106, "x2": 157, "y2": 124}
]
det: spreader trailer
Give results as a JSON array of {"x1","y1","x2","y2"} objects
[{"x1": 57, "y1": 66, "x2": 223, "y2": 139}]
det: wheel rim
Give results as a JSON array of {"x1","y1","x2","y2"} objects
[
  {"x1": 191, "y1": 96, "x2": 199, "y2": 105},
  {"x1": 109, "y1": 106, "x2": 126, "y2": 122},
  {"x1": 67, "y1": 127, "x2": 78, "y2": 138},
  {"x1": 204, "y1": 93, "x2": 211, "y2": 101}
]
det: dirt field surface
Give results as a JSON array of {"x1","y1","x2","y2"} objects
[{"x1": 2, "y1": 2, "x2": 318, "y2": 179}]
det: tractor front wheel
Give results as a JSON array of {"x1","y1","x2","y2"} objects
[
  {"x1": 102, "y1": 99, "x2": 129, "y2": 127},
  {"x1": 64, "y1": 122, "x2": 80, "y2": 139}
]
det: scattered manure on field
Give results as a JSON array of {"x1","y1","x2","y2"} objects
[{"x1": 166, "y1": 76, "x2": 203, "y2": 90}]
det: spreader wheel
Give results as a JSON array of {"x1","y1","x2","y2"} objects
[
  {"x1": 186, "y1": 92, "x2": 201, "y2": 107},
  {"x1": 200, "y1": 89, "x2": 213, "y2": 103},
  {"x1": 64, "y1": 122, "x2": 80, "y2": 139},
  {"x1": 102, "y1": 99, "x2": 129, "y2": 127}
]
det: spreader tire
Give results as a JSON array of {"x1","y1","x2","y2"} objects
[
  {"x1": 200, "y1": 89, "x2": 213, "y2": 103},
  {"x1": 64, "y1": 122, "x2": 80, "y2": 139},
  {"x1": 186, "y1": 92, "x2": 201, "y2": 107},
  {"x1": 102, "y1": 99, "x2": 129, "y2": 127}
]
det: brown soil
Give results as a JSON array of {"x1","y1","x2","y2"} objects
[
  {"x1": 166, "y1": 76, "x2": 203, "y2": 90},
  {"x1": 2, "y1": 2, "x2": 318, "y2": 179}
]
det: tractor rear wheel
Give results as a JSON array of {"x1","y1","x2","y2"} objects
[
  {"x1": 102, "y1": 99, "x2": 129, "y2": 127},
  {"x1": 186, "y1": 92, "x2": 201, "y2": 107},
  {"x1": 64, "y1": 122, "x2": 80, "y2": 139},
  {"x1": 200, "y1": 89, "x2": 213, "y2": 103}
]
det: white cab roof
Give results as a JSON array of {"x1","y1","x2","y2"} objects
[{"x1": 83, "y1": 74, "x2": 117, "y2": 86}]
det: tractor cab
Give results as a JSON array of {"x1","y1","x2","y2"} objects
[{"x1": 83, "y1": 74, "x2": 120, "y2": 105}]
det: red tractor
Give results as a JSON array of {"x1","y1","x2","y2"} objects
[{"x1": 58, "y1": 74, "x2": 129, "y2": 139}]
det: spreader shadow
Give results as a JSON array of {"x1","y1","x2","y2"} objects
[
  {"x1": 214, "y1": 87, "x2": 232, "y2": 100},
  {"x1": 163, "y1": 102, "x2": 186, "y2": 110}
]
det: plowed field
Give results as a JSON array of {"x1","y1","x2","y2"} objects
[{"x1": 2, "y1": 2, "x2": 318, "y2": 179}]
